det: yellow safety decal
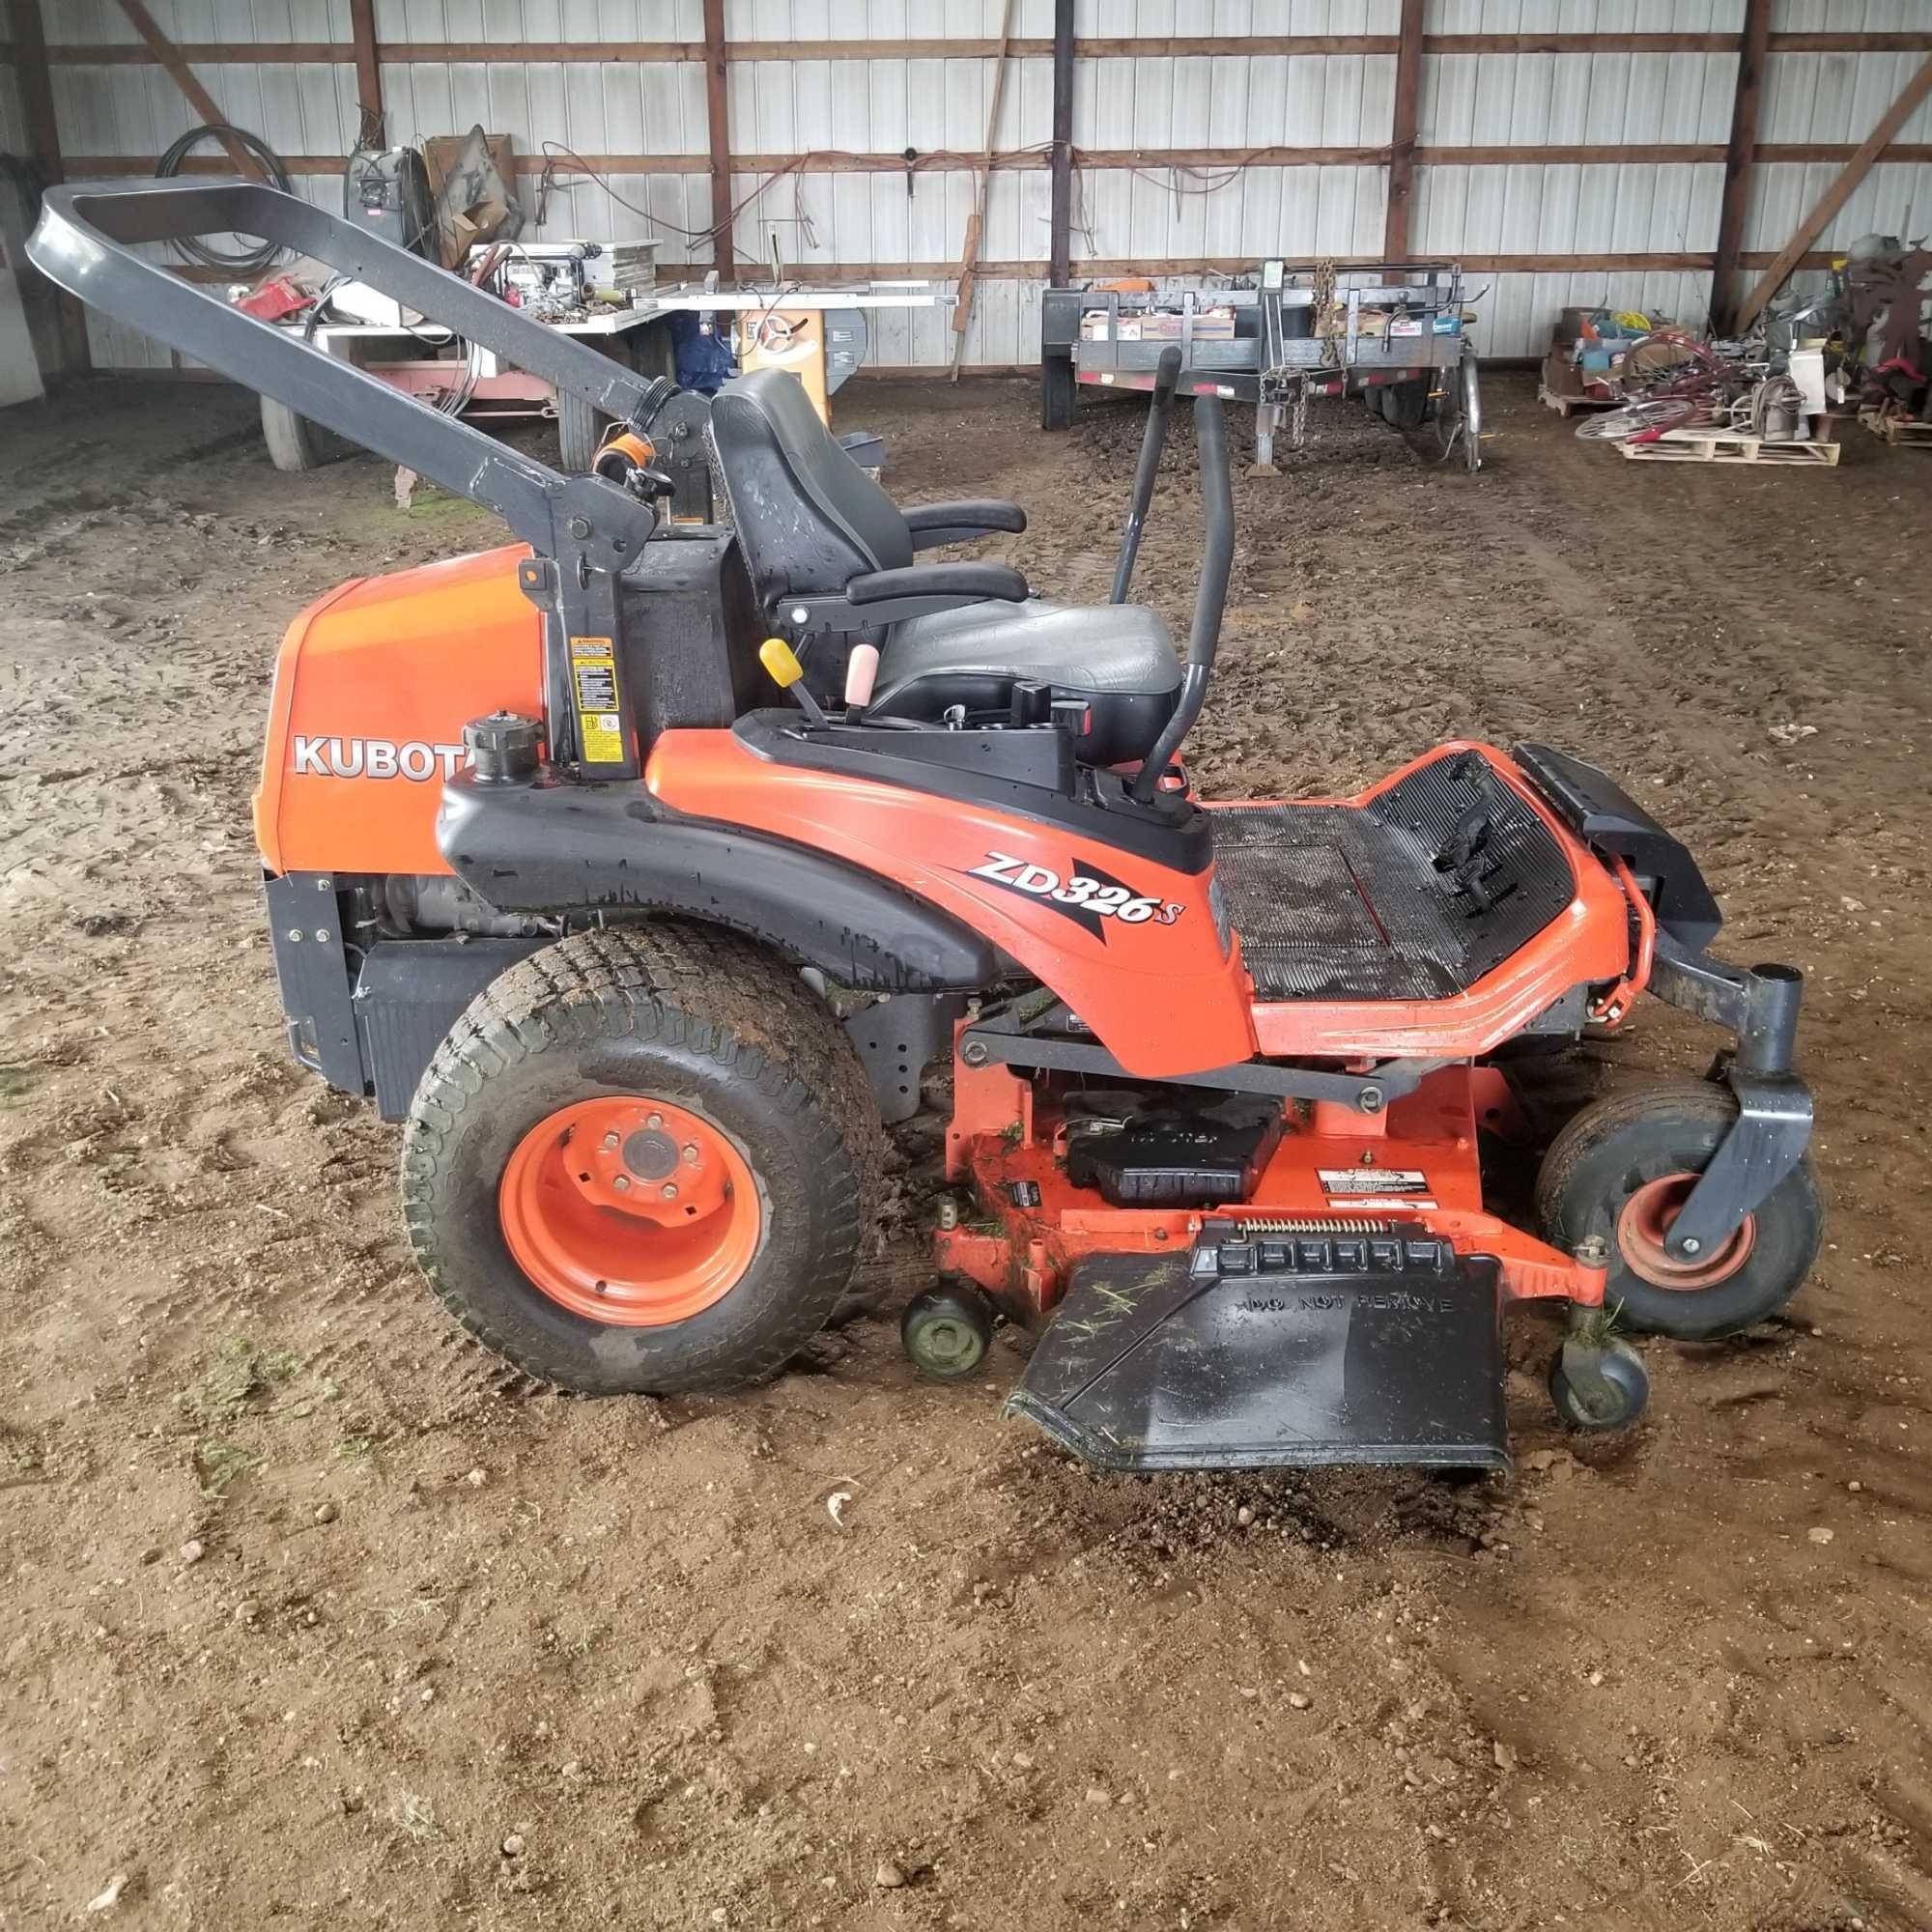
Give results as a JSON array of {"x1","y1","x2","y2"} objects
[{"x1": 569, "y1": 636, "x2": 626, "y2": 764}]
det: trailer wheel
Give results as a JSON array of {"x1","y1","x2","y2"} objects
[
  {"x1": 1535, "y1": 1081, "x2": 1823, "y2": 1341},
  {"x1": 400, "y1": 925, "x2": 884, "y2": 1395},
  {"x1": 1382, "y1": 378, "x2": 1430, "y2": 430},
  {"x1": 261, "y1": 396, "x2": 351, "y2": 471},
  {"x1": 1040, "y1": 350, "x2": 1078, "y2": 431}
]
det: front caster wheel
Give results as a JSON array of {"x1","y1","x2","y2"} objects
[
  {"x1": 1549, "y1": 1336, "x2": 1650, "y2": 1432},
  {"x1": 1537, "y1": 1080, "x2": 1822, "y2": 1341},
  {"x1": 902, "y1": 1283, "x2": 995, "y2": 1379}
]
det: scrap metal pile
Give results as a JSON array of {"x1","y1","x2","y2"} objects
[{"x1": 1570, "y1": 235, "x2": 1932, "y2": 456}]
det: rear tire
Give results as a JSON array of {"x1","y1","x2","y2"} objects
[{"x1": 401, "y1": 925, "x2": 884, "y2": 1394}]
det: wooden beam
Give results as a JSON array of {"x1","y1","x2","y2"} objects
[
  {"x1": 158, "y1": 247, "x2": 1840, "y2": 288},
  {"x1": 1711, "y1": 0, "x2": 1771, "y2": 334},
  {"x1": 1756, "y1": 142, "x2": 1932, "y2": 162},
  {"x1": 112, "y1": 0, "x2": 267, "y2": 177},
  {"x1": 952, "y1": 0, "x2": 1017, "y2": 377},
  {"x1": 1383, "y1": 0, "x2": 1426, "y2": 262},
  {"x1": 1768, "y1": 31, "x2": 1932, "y2": 53},
  {"x1": 699, "y1": 0, "x2": 734, "y2": 277},
  {"x1": 44, "y1": 41, "x2": 360, "y2": 64},
  {"x1": 1735, "y1": 50, "x2": 1932, "y2": 331},
  {"x1": 6, "y1": 1, "x2": 57, "y2": 174},
  {"x1": 67, "y1": 138, "x2": 1930, "y2": 185},
  {"x1": 36, "y1": 28, "x2": 1932, "y2": 66},
  {"x1": 347, "y1": 0, "x2": 382, "y2": 146},
  {"x1": 6, "y1": 0, "x2": 91, "y2": 374},
  {"x1": 1048, "y1": 0, "x2": 1074, "y2": 287}
]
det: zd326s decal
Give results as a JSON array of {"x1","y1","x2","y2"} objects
[{"x1": 965, "y1": 851, "x2": 1184, "y2": 940}]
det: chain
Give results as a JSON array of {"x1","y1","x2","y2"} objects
[
  {"x1": 1290, "y1": 375, "x2": 1308, "y2": 450},
  {"x1": 1312, "y1": 257, "x2": 1340, "y2": 368}
]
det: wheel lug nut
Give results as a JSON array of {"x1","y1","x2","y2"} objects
[
  {"x1": 661, "y1": 1183, "x2": 678, "y2": 1201},
  {"x1": 602, "y1": 1131, "x2": 620, "y2": 1150},
  {"x1": 682, "y1": 1143, "x2": 699, "y2": 1163},
  {"x1": 646, "y1": 1113, "x2": 663, "y2": 1129},
  {"x1": 613, "y1": 1176, "x2": 631, "y2": 1192}
]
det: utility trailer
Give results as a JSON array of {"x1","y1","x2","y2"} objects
[{"x1": 1039, "y1": 260, "x2": 1484, "y2": 471}]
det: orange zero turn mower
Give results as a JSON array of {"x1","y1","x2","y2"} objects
[{"x1": 29, "y1": 181, "x2": 1821, "y2": 1468}]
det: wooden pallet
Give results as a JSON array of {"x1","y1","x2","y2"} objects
[
  {"x1": 1538, "y1": 383, "x2": 1619, "y2": 418},
  {"x1": 1860, "y1": 407, "x2": 1932, "y2": 446},
  {"x1": 1620, "y1": 426, "x2": 1841, "y2": 467}
]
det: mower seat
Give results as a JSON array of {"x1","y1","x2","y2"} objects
[
  {"x1": 872, "y1": 599, "x2": 1181, "y2": 765},
  {"x1": 708, "y1": 369, "x2": 1182, "y2": 762}
]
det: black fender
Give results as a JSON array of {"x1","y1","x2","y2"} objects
[{"x1": 436, "y1": 770, "x2": 1003, "y2": 993}]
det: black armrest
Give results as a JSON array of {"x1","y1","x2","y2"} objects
[
  {"x1": 848, "y1": 560, "x2": 1028, "y2": 605},
  {"x1": 783, "y1": 560, "x2": 1029, "y2": 636},
  {"x1": 903, "y1": 498, "x2": 1029, "y2": 550}
]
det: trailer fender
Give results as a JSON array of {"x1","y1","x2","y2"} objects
[{"x1": 436, "y1": 774, "x2": 1003, "y2": 994}]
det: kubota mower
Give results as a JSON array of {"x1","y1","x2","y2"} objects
[{"x1": 29, "y1": 182, "x2": 1822, "y2": 1469}]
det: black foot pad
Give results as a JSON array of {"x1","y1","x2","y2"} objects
[{"x1": 1006, "y1": 1221, "x2": 1509, "y2": 1472}]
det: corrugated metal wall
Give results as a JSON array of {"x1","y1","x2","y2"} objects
[{"x1": 17, "y1": 0, "x2": 1931, "y2": 370}]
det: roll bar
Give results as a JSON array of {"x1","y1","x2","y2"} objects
[
  {"x1": 27, "y1": 177, "x2": 683, "y2": 777},
  {"x1": 1111, "y1": 345, "x2": 1181, "y2": 604},
  {"x1": 1128, "y1": 384, "x2": 1235, "y2": 805},
  {"x1": 27, "y1": 178, "x2": 659, "y2": 558}
]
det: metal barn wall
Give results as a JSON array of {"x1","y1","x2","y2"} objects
[{"x1": 13, "y1": 0, "x2": 1932, "y2": 371}]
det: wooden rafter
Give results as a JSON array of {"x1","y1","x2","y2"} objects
[
  {"x1": 1711, "y1": 0, "x2": 1772, "y2": 335},
  {"x1": 1734, "y1": 50, "x2": 1932, "y2": 331},
  {"x1": 112, "y1": 0, "x2": 268, "y2": 179}
]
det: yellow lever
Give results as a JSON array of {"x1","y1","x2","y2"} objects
[
  {"x1": 759, "y1": 638, "x2": 806, "y2": 687},
  {"x1": 759, "y1": 638, "x2": 829, "y2": 727}
]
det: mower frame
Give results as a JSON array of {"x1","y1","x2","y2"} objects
[{"x1": 26, "y1": 181, "x2": 1819, "y2": 1448}]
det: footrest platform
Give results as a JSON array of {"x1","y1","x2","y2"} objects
[{"x1": 1005, "y1": 1220, "x2": 1509, "y2": 1472}]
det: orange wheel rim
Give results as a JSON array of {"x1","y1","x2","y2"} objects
[
  {"x1": 1616, "y1": 1171, "x2": 1756, "y2": 1291},
  {"x1": 498, "y1": 1096, "x2": 762, "y2": 1326}
]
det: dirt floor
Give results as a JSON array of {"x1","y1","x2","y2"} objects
[{"x1": 2, "y1": 370, "x2": 1931, "y2": 1932}]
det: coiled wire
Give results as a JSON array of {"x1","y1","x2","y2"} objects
[{"x1": 155, "y1": 125, "x2": 292, "y2": 274}]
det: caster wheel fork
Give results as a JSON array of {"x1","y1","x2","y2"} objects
[{"x1": 1549, "y1": 1320, "x2": 1650, "y2": 1434}]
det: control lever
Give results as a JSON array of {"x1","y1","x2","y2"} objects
[
  {"x1": 1128, "y1": 385, "x2": 1234, "y2": 805},
  {"x1": 844, "y1": 641, "x2": 880, "y2": 710},
  {"x1": 759, "y1": 639, "x2": 830, "y2": 728},
  {"x1": 1112, "y1": 345, "x2": 1183, "y2": 604}
]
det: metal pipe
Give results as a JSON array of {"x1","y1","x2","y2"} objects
[
  {"x1": 1130, "y1": 389, "x2": 1234, "y2": 804},
  {"x1": 1111, "y1": 345, "x2": 1182, "y2": 604},
  {"x1": 1737, "y1": 963, "x2": 1804, "y2": 1075}
]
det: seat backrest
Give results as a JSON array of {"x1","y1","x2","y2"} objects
[{"x1": 708, "y1": 368, "x2": 913, "y2": 611}]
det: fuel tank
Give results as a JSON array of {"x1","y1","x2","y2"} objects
[{"x1": 252, "y1": 544, "x2": 542, "y2": 876}]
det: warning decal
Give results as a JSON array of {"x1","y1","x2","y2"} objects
[
  {"x1": 1318, "y1": 1168, "x2": 1431, "y2": 1197},
  {"x1": 569, "y1": 637, "x2": 626, "y2": 765}
]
